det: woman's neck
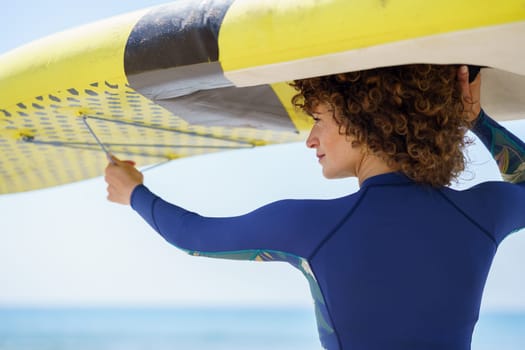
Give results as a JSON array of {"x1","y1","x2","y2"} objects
[{"x1": 356, "y1": 153, "x2": 397, "y2": 186}]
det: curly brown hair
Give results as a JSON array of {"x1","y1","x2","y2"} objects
[{"x1": 290, "y1": 64, "x2": 472, "y2": 187}]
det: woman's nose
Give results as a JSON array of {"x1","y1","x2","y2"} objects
[{"x1": 306, "y1": 129, "x2": 318, "y2": 149}]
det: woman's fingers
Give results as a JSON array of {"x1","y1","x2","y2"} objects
[
  {"x1": 457, "y1": 65, "x2": 481, "y2": 123},
  {"x1": 104, "y1": 156, "x2": 143, "y2": 205}
]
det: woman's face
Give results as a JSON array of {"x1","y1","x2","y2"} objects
[{"x1": 306, "y1": 103, "x2": 364, "y2": 179}]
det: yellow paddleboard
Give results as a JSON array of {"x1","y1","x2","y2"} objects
[{"x1": 1, "y1": 0, "x2": 524, "y2": 194}]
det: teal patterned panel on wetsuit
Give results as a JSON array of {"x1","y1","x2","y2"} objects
[
  {"x1": 473, "y1": 109, "x2": 525, "y2": 183},
  {"x1": 185, "y1": 248, "x2": 337, "y2": 349}
]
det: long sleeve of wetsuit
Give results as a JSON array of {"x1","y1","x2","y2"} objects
[
  {"x1": 471, "y1": 109, "x2": 525, "y2": 184},
  {"x1": 465, "y1": 110, "x2": 525, "y2": 243},
  {"x1": 130, "y1": 184, "x2": 355, "y2": 261}
]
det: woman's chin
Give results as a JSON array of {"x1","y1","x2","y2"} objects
[
  {"x1": 322, "y1": 169, "x2": 352, "y2": 180},
  {"x1": 321, "y1": 168, "x2": 333, "y2": 179},
  {"x1": 323, "y1": 169, "x2": 350, "y2": 180}
]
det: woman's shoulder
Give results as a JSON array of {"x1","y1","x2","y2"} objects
[
  {"x1": 264, "y1": 190, "x2": 362, "y2": 213},
  {"x1": 440, "y1": 180, "x2": 525, "y2": 243},
  {"x1": 441, "y1": 180, "x2": 524, "y2": 204}
]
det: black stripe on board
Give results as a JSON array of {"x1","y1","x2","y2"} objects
[{"x1": 124, "y1": 0, "x2": 235, "y2": 76}]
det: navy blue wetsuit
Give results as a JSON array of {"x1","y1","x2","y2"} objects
[{"x1": 131, "y1": 111, "x2": 525, "y2": 350}]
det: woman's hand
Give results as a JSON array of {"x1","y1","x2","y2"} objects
[
  {"x1": 457, "y1": 65, "x2": 482, "y2": 123},
  {"x1": 105, "y1": 156, "x2": 144, "y2": 205}
]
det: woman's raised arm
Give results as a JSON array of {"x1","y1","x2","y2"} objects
[{"x1": 457, "y1": 66, "x2": 525, "y2": 184}]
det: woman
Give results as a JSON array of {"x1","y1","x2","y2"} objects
[{"x1": 105, "y1": 65, "x2": 525, "y2": 350}]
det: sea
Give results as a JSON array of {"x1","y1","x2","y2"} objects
[{"x1": 0, "y1": 307, "x2": 523, "y2": 350}]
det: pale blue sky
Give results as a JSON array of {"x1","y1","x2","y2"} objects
[{"x1": 0, "y1": 1, "x2": 524, "y2": 310}]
